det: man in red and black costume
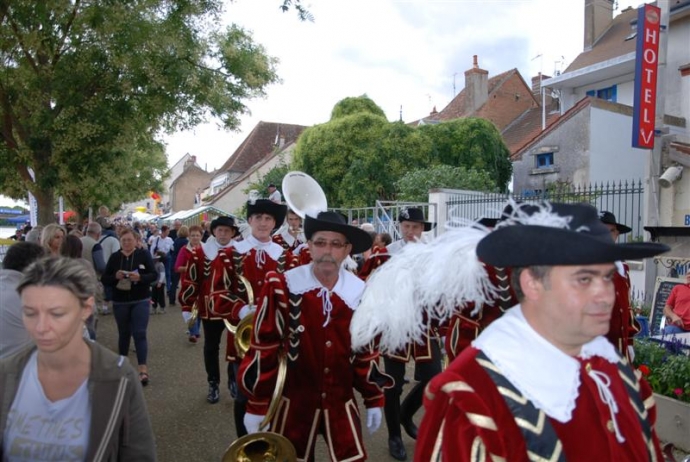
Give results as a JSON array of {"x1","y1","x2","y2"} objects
[
  {"x1": 179, "y1": 215, "x2": 240, "y2": 405},
  {"x1": 599, "y1": 210, "x2": 639, "y2": 361},
  {"x1": 415, "y1": 202, "x2": 669, "y2": 461},
  {"x1": 239, "y1": 211, "x2": 392, "y2": 461},
  {"x1": 384, "y1": 207, "x2": 441, "y2": 461},
  {"x1": 272, "y1": 209, "x2": 306, "y2": 252},
  {"x1": 444, "y1": 217, "x2": 518, "y2": 361},
  {"x1": 181, "y1": 200, "x2": 294, "y2": 437}
]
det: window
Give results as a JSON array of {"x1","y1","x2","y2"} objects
[
  {"x1": 586, "y1": 85, "x2": 617, "y2": 102},
  {"x1": 535, "y1": 152, "x2": 554, "y2": 168}
]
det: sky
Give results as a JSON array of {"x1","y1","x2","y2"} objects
[
  {"x1": 1, "y1": 0, "x2": 643, "y2": 208},
  {"x1": 163, "y1": 0, "x2": 642, "y2": 172}
]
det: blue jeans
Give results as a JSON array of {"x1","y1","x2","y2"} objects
[
  {"x1": 663, "y1": 324, "x2": 686, "y2": 335},
  {"x1": 113, "y1": 299, "x2": 150, "y2": 365},
  {"x1": 189, "y1": 317, "x2": 201, "y2": 337}
]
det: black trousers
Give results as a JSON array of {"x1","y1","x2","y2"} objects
[
  {"x1": 383, "y1": 341, "x2": 442, "y2": 439},
  {"x1": 201, "y1": 319, "x2": 228, "y2": 384}
]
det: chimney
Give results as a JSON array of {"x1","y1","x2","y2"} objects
[
  {"x1": 430, "y1": 106, "x2": 438, "y2": 116},
  {"x1": 531, "y1": 73, "x2": 542, "y2": 95},
  {"x1": 464, "y1": 55, "x2": 488, "y2": 114},
  {"x1": 584, "y1": 0, "x2": 614, "y2": 50}
]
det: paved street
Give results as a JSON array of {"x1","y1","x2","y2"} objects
[{"x1": 96, "y1": 306, "x2": 418, "y2": 461}]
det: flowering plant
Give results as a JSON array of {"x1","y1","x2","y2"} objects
[{"x1": 633, "y1": 336, "x2": 690, "y2": 403}]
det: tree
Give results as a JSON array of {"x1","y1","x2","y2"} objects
[
  {"x1": 330, "y1": 95, "x2": 386, "y2": 120},
  {"x1": 396, "y1": 165, "x2": 496, "y2": 203},
  {"x1": 292, "y1": 111, "x2": 430, "y2": 207},
  {"x1": 417, "y1": 118, "x2": 513, "y2": 192},
  {"x1": 58, "y1": 131, "x2": 169, "y2": 221},
  {"x1": 0, "y1": 1, "x2": 280, "y2": 224},
  {"x1": 292, "y1": 97, "x2": 513, "y2": 207}
]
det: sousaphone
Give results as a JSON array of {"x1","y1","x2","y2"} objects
[{"x1": 282, "y1": 171, "x2": 328, "y2": 219}]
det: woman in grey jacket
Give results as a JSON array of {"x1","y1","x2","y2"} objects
[{"x1": 0, "y1": 257, "x2": 156, "y2": 461}]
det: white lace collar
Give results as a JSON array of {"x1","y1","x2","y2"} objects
[
  {"x1": 285, "y1": 264, "x2": 365, "y2": 311},
  {"x1": 202, "y1": 239, "x2": 233, "y2": 261},
  {"x1": 234, "y1": 235, "x2": 284, "y2": 261},
  {"x1": 473, "y1": 305, "x2": 620, "y2": 423}
]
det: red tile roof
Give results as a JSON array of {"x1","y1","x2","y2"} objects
[
  {"x1": 502, "y1": 105, "x2": 561, "y2": 157},
  {"x1": 217, "y1": 121, "x2": 306, "y2": 174}
]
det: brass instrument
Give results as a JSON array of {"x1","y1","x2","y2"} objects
[
  {"x1": 225, "y1": 275, "x2": 256, "y2": 359},
  {"x1": 222, "y1": 429, "x2": 296, "y2": 462}
]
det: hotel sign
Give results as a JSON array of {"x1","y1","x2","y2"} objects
[{"x1": 632, "y1": 4, "x2": 661, "y2": 149}]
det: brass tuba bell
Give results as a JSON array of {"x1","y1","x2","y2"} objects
[{"x1": 222, "y1": 431, "x2": 297, "y2": 462}]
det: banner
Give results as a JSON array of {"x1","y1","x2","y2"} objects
[{"x1": 631, "y1": 4, "x2": 661, "y2": 149}]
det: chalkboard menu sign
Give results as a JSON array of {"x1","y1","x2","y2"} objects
[{"x1": 649, "y1": 277, "x2": 684, "y2": 335}]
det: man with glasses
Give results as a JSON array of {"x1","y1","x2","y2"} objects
[{"x1": 239, "y1": 211, "x2": 392, "y2": 462}]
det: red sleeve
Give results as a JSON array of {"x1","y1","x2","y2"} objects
[
  {"x1": 351, "y1": 343, "x2": 393, "y2": 409},
  {"x1": 179, "y1": 248, "x2": 203, "y2": 307},
  {"x1": 238, "y1": 272, "x2": 288, "y2": 415},
  {"x1": 666, "y1": 285, "x2": 679, "y2": 307},
  {"x1": 174, "y1": 247, "x2": 190, "y2": 272}
]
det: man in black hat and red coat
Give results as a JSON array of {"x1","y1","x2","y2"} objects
[
  {"x1": 238, "y1": 211, "x2": 393, "y2": 461},
  {"x1": 180, "y1": 199, "x2": 295, "y2": 436},
  {"x1": 599, "y1": 211, "x2": 639, "y2": 361},
  {"x1": 410, "y1": 202, "x2": 669, "y2": 461}
]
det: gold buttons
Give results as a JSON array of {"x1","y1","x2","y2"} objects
[
  {"x1": 321, "y1": 393, "x2": 327, "y2": 399},
  {"x1": 606, "y1": 420, "x2": 614, "y2": 432},
  {"x1": 325, "y1": 341, "x2": 332, "y2": 348},
  {"x1": 585, "y1": 363, "x2": 592, "y2": 372},
  {"x1": 324, "y1": 368, "x2": 330, "y2": 374}
]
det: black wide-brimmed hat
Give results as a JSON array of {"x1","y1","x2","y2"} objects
[
  {"x1": 398, "y1": 207, "x2": 435, "y2": 232},
  {"x1": 247, "y1": 199, "x2": 287, "y2": 225},
  {"x1": 477, "y1": 202, "x2": 668, "y2": 267},
  {"x1": 599, "y1": 211, "x2": 632, "y2": 234},
  {"x1": 211, "y1": 215, "x2": 239, "y2": 235},
  {"x1": 305, "y1": 211, "x2": 373, "y2": 254},
  {"x1": 477, "y1": 217, "x2": 499, "y2": 228}
]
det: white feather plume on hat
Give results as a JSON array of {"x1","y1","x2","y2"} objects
[{"x1": 350, "y1": 220, "x2": 498, "y2": 353}]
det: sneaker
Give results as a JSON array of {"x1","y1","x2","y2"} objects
[
  {"x1": 188, "y1": 335, "x2": 198, "y2": 344},
  {"x1": 100, "y1": 305, "x2": 110, "y2": 315},
  {"x1": 150, "y1": 307, "x2": 157, "y2": 315},
  {"x1": 157, "y1": 308, "x2": 166, "y2": 314},
  {"x1": 207, "y1": 382, "x2": 220, "y2": 404}
]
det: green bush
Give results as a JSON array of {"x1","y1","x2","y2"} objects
[{"x1": 634, "y1": 338, "x2": 690, "y2": 403}]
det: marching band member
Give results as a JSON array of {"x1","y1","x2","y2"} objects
[
  {"x1": 239, "y1": 211, "x2": 393, "y2": 462},
  {"x1": 599, "y1": 211, "x2": 639, "y2": 361},
  {"x1": 179, "y1": 216, "x2": 240, "y2": 405},
  {"x1": 384, "y1": 207, "x2": 441, "y2": 461},
  {"x1": 181, "y1": 200, "x2": 295, "y2": 438},
  {"x1": 444, "y1": 217, "x2": 517, "y2": 361},
  {"x1": 350, "y1": 202, "x2": 668, "y2": 461},
  {"x1": 272, "y1": 209, "x2": 306, "y2": 251}
]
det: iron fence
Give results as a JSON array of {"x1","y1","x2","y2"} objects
[{"x1": 445, "y1": 179, "x2": 645, "y2": 242}]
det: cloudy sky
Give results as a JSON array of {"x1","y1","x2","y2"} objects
[
  {"x1": 163, "y1": 0, "x2": 642, "y2": 172},
  {"x1": 1, "y1": 0, "x2": 643, "y2": 208}
]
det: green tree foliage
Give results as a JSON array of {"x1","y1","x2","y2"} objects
[
  {"x1": 292, "y1": 97, "x2": 513, "y2": 207},
  {"x1": 418, "y1": 118, "x2": 512, "y2": 192},
  {"x1": 330, "y1": 95, "x2": 386, "y2": 121},
  {"x1": 0, "y1": 1, "x2": 279, "y2": 224},
  {"x1": 59, "y1": 132, "x2": 169, "y2": 221},
  {"x1": 396, "y1": 165, "x2": 496, "y2": 203},
  {"x1": 293, "y1": 112, "x2": 430, "y2": 207}
]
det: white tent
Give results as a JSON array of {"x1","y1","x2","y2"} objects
[{"x1": 131, "y1": 211, "x2": 158, "y2": 222}]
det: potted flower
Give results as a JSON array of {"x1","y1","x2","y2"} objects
[{"x1": 633, "y1": 336, "x2": 690, "y2": 452}]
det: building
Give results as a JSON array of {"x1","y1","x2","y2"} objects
[
  {"x1": 512, "y1": 0, "x2": 689, "y2": 195},
  {"x1": 168, "y1": 155, "x2": 215, "y2": 212}
]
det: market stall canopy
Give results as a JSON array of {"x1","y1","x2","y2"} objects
[
  {"x1": 164, "y1": 206, "x2": 240, "y2": 227},
  {"x1": 131, "y1": 211, "x2": 158, "y2": 222}
]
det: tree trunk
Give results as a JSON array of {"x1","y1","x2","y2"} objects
[{"x1": 34, "y1": 186, "x2": 55, "y2": 226}]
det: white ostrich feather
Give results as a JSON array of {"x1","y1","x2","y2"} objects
[
  {"x1": 350, "y1": 219, "x2": 498, "y2": 353},
  {"x1": 342, "y1": 255, "x2": 358, "y2": 271},
  {"x1": 495, "y1": 200, "x2": 571, "y2": 230}
]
